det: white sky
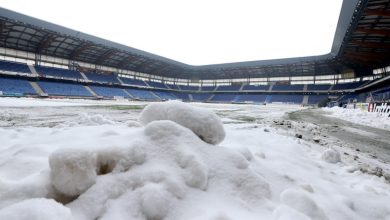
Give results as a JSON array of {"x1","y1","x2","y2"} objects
[{"x1": 1, "y1": 0, "x2": 343, "y2": 65}]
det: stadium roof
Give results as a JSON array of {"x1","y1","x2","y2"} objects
[{"x1": 0, "y1": 0, "x2": 389, "y2": 79}]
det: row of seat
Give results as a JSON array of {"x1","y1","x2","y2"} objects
[{"x1": 0, "y1": 60, "x2": 367, "y2": 92}]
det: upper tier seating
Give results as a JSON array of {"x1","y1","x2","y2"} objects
[
  {"x1": 201, "y1": 86, "x2": 216, "y2": 91},
  {"x1": 180, "y1": 85, "x2": 199, "y2": 91},
  {"x1": 38, "y1": 81, "x2": 92, "y2": 96},
  {"x1": 89, "y1": 85, "x2": 128, "y2": 98},
  {"x1": 272, "y1": 84, "x2": 304, "y2": 91},
  {"x1": 307, "y1": 84, "x2": 331, "y2": 91},
  {"x1": 210, "y1": 94, "x2": 237, "y2": 102},
  {"x1": 120, "y1": 77, "x2": 148, "y2": 87},
  {"x1": 147, "y1": 81, "x2": 169, "y2": 89},
  {"x1": 216, "y1": 85, "x2": 242, "y2": 91},
  {"x1": 85, "y1": 72, "x2": 120, "y2": 84},
  {"x1": 153, "y1": 91, "x2": 177, "y2": 100},
  {"x1": 35, "y1": 66, "x2": 83, "y2": 79},
  {"x1": 242, "y1": 85, "x2": 269, "y2": 91},
  {"x1": 331, "y1": 81, "x2": 365, "y2": 90},
  {"x1": 191, "y1": 93, "x2": 211, "y2": 102},
  {"x1": 269, "y1": 94, "x2": 303, "y2": 104},
  {"x1": 0, "y1": 77, "x2": 36, "y2": 94},
  {"x1": 236, "y1": 94, "x2": 268, "y2": 103},
  {"x1": 308, "y1": 95, "x2": 329, "y2": 104},
  {"x1": 0, "y1": 60, "x2": 31, "y2": 74},
  {"x1": 127, "y1": 89, "x2": 158, "y2": 100}
]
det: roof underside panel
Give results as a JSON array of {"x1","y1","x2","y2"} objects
[{"x1": 0, "y1": 0, "x2": 388, "y2": 79}]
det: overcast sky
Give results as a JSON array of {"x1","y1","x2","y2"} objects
[{"x1": 1, "y1": 0, "x2": 343, "y2": 65}]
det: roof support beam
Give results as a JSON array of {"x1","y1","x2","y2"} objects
[
  {"x1": 35, "y1": 34, "x2": 57, "y2": 54},
  {"x1": 95, "y1": 49, "x2": 116, "y2": 65},
  {"x1": 69, "y1": 42, "x2": 94, "y2": 60}
]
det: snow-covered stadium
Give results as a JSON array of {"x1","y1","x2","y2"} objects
[{"x1": 0, "y1": 0, "x2": 390, "y2": 219}]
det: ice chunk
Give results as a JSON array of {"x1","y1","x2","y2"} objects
[
  {"x1": 321, "y1": 148, "x2": 341, "y2": 163},
  {"x1": 0, "y1": 198, "x2": 72, "y2": 220},
  {"x1": 49, "y1": 149, "x2": 97, "y2": 197},
  {"x1": 139, "y1": 100, "x2": 225, "y2": 144}
]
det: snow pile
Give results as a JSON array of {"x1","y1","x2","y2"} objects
[
  {"x1": 47, "y1": 119, "x2": 269, "y2": 220},
  {"x1": 323, "y1": 107, "x2": 390, "y2": 130},
  {"x1": 321, "y1": 148, "x2": 341, "y2": 163},
  {"x1": 0, "y1": 198, "x2": 72, "y2": 220},
  {"x1": 139, "y1": 100, "x2": 225, "y2": 144}
]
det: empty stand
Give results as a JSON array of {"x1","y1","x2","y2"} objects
[
  {"x1": 331, "y1": 82, "x2": 365, "y2": 90},
  {"x1": 216, "y1": 85, "x2": 241, "y2": 91},
  {"x1": 0, "y1": 77, "x2": 35, "y2": 94},
  {"x1": 89, "y1": 85, "x2": 129, "y2": 98},
  {"x1": 126, "y1": 89, "x2": 159, "y2": 100},
  {"x1": 272, "y1": 84, "x2": 304, "y2": 91},
  {"x1": 191, "y1": 93, "x2": 211, "y2": 102},
  {"x1": 0, "y1": 60, "x2": 31, "y2": 74},
  {"x1": 147, "y1": 81, "x2": 169, "y2": 89},
  {"x1": 269, "y1": 94, "x2": 303, "y2": 104},
  {"x1": 85, "y1": 72, "x2": 120, "y2": 84},
  {"x1": 236, "y1": 94, "x2": 268, "y2": 103},
  {"x1": 210, "y1": 94, "x2": 237, "y2": 102},
  {"x1": 201, "y1": 86, "x2": 216, "y2": 91},
  {"x1": 307, "y1": 84, "x2": 331, "y2": 91},
  {"x1": 242, "y1": 85, "x2": 269, "y2": 91},
  {"x1": 153, "y1": 91, "x2": 177, "y2": 100},
  {"x1": 37, "y1": 81, "x2": 92, "y2": 96},
  {"x1": 35, "y1": 66, "x2": 83, "y2": 79},
  {"x1": 308, "y1": 95, "x2": 329, "y2": 104},
  {"x1": 120, "y1": 77, "x2": 148, "y2": 87}
]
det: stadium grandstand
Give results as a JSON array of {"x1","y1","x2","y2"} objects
[{"x1": 0, "y1": 0, "x2": 389, "y2": 106}]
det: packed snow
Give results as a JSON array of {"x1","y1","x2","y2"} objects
[
  {"x1": 0, "y1": 98, "x2": 390, "y2": 220},
  {"x1": 323, "y1": 107, "x2": 390, "y2": 131}
]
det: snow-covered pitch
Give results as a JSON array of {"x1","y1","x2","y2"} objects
[{"x1": 0, "y1": 97, "x2": 389, "y2": 220}]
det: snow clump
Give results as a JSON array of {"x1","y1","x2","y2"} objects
[
  {"x1": 139, "y1": 100, "x2": 225, "y2": 144},
  {"x1": 0, "y1": 198, "x2": 72, "y2": 220},
  {"x1": 321, "y1": 148, "x2": 341, "y2": 163}
]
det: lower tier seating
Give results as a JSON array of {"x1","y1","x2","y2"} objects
[
  {"x1": 38, "y1": 81, "x2": 93, "y2": 96},
  {"x1": 0, "y1": 77, "x2": 36, "y2": 94}
]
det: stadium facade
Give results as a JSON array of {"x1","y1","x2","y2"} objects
[{"x1": 0, "y1": 0, "x2": 389, "y2": 105}]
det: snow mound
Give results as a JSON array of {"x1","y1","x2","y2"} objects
[
  {"x1": 0, "y1": 198, "x2": 72, "y2": 220},
  {"x1": 139, "y1": 100, "x2": 225, "y2": 145},
  {"x1": 56, "y1": 120, "x2": 270, "y2": 220},
  {"x1": 280, "y1": 189, "x2": 328, "y2": 220},
  {"x1": 321, "y1": 148, "x2": 341, "y2": 163}
]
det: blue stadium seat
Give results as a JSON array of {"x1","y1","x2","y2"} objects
[
  {"x1": 308, "y1": 95, "x2": 328, "y2": 104},
  {"x1": 173, "y1": 92, "x2": 190, "y2": 101},
  {"x1": 210, "y1": 94, "x2": 237, "y2": 102},
  {"x1": 236, "y1": 94, "x2": 268, "y2": 103},
  {"x1": 85, "y1": 72, "x2": 120, "y2": 84},
  {"x1": 38, "y1": 81, "x2": 92, "y2": 96},
  {"x1": 269, "y1": 94, "x2": 303, "y2": 104},
  {"x1": 272, "y1": 85, "x2": 304, "y2": 91},
  {"x1": 0, "y1": 77, "x2": 36, "y2": 94},
  {"x1": 120, "y1": 77, "x2": 148, "y2": 87},
  {"x1": 242, "y1": 85, "x2": 269, "y2": 91},
  {"x1": 191, "y1": 93, "x2": 211, "y2": 102},
  {"x1": 35, "y1": 65, "x2": 83, "y2": 79},
  {"x1": 0, "y1": 60, "x2": 31, "y2": 74},
  {"x1": 331, "y1": 82, "x2": 365, "y2": 90},
  {"x1": 147, "y1": 81, "x2": 169, "y2": 89},
  {"x1": 167, "y1": 84, "x2": 180, "y2": 90},
  {"x1": 180, "y1": 85, "x2": 199, "y2": 91},
  {"x1": 89, "y1": 85, "x2": 129, "y2": 98},
  {"x1": 127, "y1": 89, "x2": 159, "y2": 100},
  {"x1": 216, "y1": 85, "x2": 241, "y2": 91},
  {"x1": 153, "y1": 91, "x2": 177, "y2": 100},
  {"x1": 201, "y1": 86, "x2": 216, "y2": 91},
  {"x1": 307, "y1": 84, "x2": 331, "y2": 91}
]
